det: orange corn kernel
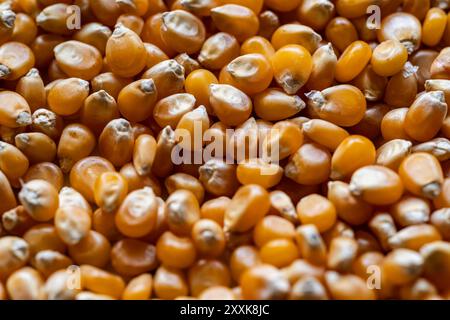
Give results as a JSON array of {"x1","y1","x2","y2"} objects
[
  {"x1": 335, "y1": 40, "x2": 372, "y2": 83},
  {"x1": 306, "y1": 85, "x2": 366, "y2": 127},
  {"x1": 399, "y1": 153, "x2": 444, "y2": 199},
  {"x1": 115, "y1": 187, "x2": 158, "y2": 238},
  {"x1": 297, "y1": 194, "x2": 337, "y2": 233}
]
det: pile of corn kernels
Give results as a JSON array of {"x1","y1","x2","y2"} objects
[{"x1": 0, "y1": 0, "x2": 449, "y2": 300}]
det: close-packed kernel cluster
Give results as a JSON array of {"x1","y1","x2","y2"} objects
[{"x1": 0, "y1": 0, "x2": 449, "y2": 300}]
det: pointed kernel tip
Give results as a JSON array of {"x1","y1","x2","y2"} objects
[
  {"x1": 402, "y1": 61, "x2": 418, "y2": 78},
  {"x1": 401, "y1": 40, "x2": 416, "y2": 55},
  {"x1": 59, "y1": 157, "x2": 73, "y2": 174},
  {"x1": 116, "y1": 0, "x2": 134, "y2": 6},
  {"x1": 35, "y1": 12, "x2": 48, "y2": 26},
  {"x1": 305, "y1": 90, "x2": 326, "y2": 107},
  {"x1": 25, "y1": 68, "x2": 40, "y2": 77},
  {"x1": 95, "y1": 89, "x2": 114, "y2": 102},
  {"x1": 79, "y1": 79, "x2": 90, "y2": 90},
  {"x1": 15, "y1": 133, "x2": 30, "y2": 144}
]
